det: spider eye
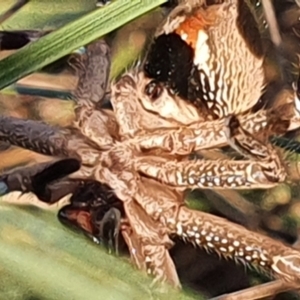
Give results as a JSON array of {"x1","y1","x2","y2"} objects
[{"x1": 145, "y1": 80, "x2": 163, "y2": 101}]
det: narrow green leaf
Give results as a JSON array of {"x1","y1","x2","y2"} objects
[
  {"x1": 0, "y1": 204, "x2": 197, "y2": 299},
  {"x1": 0, "y1": 0, "x2": 97, "y2": 30},
  {"x1": 0, "y1": 0, "x2": 167, "y2": 90}
]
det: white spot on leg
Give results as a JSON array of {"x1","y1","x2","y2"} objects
[
  {"x1": 188, "y1": 177, "x2": 195, "y2": 185},
  {"x1": 201, "y1": 230, "x2": 207, "y2": 236},
  {"x1": 260, "y1": 253, "x2": 269, "y2": 261},
  {"x1": 213, "y1": 178, "x2": 221, "y2": 186},
  {"x1": 176, "y1": 171, "x2": 184, "y2": 185},
  {"x1": 176, "y1": 223, "x2": 183, "y2": 235},
  {"x1": 187, "y1": 230, "x2": 195, "y2": 237},
  {"x1": 214, "y1": 236, "x2": 220, "y2": 242},
  {"x1": 228, "y1": 246, "x2": 235, "y2": 252},
  {"x1": 233, "y1": 241, "x2": 240, "y2": 247}
]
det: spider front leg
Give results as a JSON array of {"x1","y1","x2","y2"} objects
[
  {"x1": 135, "y1": 115, "x2": 286, "y2": 190},
  {"x1": 71, "y1": 39, "x2": 119, "y2": 148},
  {"x1": 0, "y1": 158, "x2": 81, "y2": 202},
  {"x1": 73, "y1": 39, "x2": 110, "y2": 106},
  {"x1": 93, "y1": 164, "x2": 181, "y2": 287},
  {"x1": 0, "y1": 113, "x2": 105, "y2": 166}
]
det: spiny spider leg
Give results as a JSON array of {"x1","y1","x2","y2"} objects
[
  {"x1": 128, "y1": 174, "x2": 300, "y2": 284},
  {"x1": 71, "y1": 39, "x2": 118, "y2": 148},
  {"x1": 224, "y1": 115, "x2": 279, "y2": 161},
  {"x1": 164, "y1": 206, "x2": 300, "y2": 284},
  {"x1": 134, "y1": 107, "x2": 299, "y2": 154},
  {"x1": 0, "y1": 114, "x2": 107, "y2": 166},
  {"x1": 73, "y1": 39, "x2": 110, "y2": 106},
  {"x1": 122, "y1": 199, "x2": 181, "y2": 288},
  {"x1": 92, "y1": 159, "x2": 182, "y2": 286},
  {"x1": 134, "y1": 125, "x2": 286, "y2": 190},
  {"x1": 134, "y1": 153, "x2": 285, "y2": 190},
  {"x1": 114, "y1": 174, "x2": 300, "y2": 287}
]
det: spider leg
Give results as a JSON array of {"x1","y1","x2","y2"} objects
[
  {"x1": 0, "y1": 114, "x2": 101, "y2": 163},
  {"x1": 133, "y1": 101, "x2": 300, "y2": 155},
  {"x1": 0, "y1": 115, "x2": 70, "y2": 156},
  {"x1": 71, "y1": 39, "x2": 116, "y2": 148},
  {"x1": 0, "y1": 30, "x2": 50, "y2": 50},
  {"x1": 134, "y1": 116, "x2": 287, "y2": 190},
  {"x1": 164, "y1": 206, "x2": 300, "y2": 285},
  {"x1": 125, "y1": 174, "x2": 300, "y2": 289},
  {"x1": 93, "y1": 167, "x2": 181, "y2": 287},
  {"x1": 73, "y1": 39, "x2": 110, "y2": 107},
  {"x1": 122, "y1": 199, "x2": 181, "y2": 288},
  {"x1": 0, "y1": 158, "x2": 81, "y2": 202}
]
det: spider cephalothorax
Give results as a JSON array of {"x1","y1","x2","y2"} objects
[{"x1": 2, "y1": 0, "x2": 300, "y2": 298}]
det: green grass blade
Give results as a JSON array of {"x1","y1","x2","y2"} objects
[
  {"x1": 0, "y1": 204, "x2": 197, "y2": 299},
  {"x1": 0, "y1": 0, "x2": 167, "y2": 90},
  {"x1": 0, "y1": 0, "x2": 97, "y2": 30}
]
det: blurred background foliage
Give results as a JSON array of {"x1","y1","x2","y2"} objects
[{"x1": 2, "y1": 1, "x2": 300, "y2": 299}]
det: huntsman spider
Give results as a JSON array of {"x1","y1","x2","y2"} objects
[{"x1": 2, "y1": 0, "x2": 300, "y2": 299}]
